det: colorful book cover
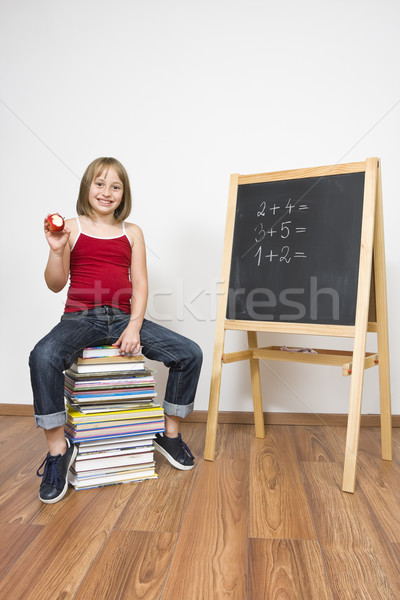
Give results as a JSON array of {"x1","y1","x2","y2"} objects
[
  {"x1": 66, "y1": 405, "x2": 164, "y2": 423},
  {"x1": 65, "y1": 422, "x2": 165, "y2": 441},
  {"x1": 82, "y1": 346, "x2": 143, "y2": 359}
]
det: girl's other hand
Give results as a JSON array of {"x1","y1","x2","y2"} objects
[
  {"x1": 112, "y1": 322, "x2": 142, "y2": 356},
  {"x1": 44, "y1": 215, "x2": 71, "y2": 252}
]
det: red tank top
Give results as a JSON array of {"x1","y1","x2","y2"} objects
[{"x1": 64, "y1": 221, "x2": 132, "y2": 314}]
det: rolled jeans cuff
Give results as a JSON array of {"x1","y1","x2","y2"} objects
[
  {"x1": 35, "y1": 410, "x2": 67, "y2": 430},
  {"x1": 162, "y1": 400, "x2": 194, "y2": 419}
]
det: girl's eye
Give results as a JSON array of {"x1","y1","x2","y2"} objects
[
  {"x1": 113, "y1": 186, "x2": 121, "y2": 191},
  {"x1": 95, "y1": 181, "x2": 103, "y2": 187}
]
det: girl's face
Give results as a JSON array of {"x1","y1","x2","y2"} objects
[{"x1": 88, "y1": 166, "x2": 124, "y2": 217}]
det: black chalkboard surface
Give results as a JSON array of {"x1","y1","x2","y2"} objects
[{"x1": 227, "y1": 172, "x2": 365, "y2": 325}]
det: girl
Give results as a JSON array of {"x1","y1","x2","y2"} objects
[{"x1": 30, "y1": 157, "x2": 203, "y2": 504}]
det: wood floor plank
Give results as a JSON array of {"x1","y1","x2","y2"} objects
[
  {"x1": 334, "y1": 424, "x2": 396, "y2": 461},
  {"x1": 302, "y1": 461, "x2": 400, "y2": 599},
  {"x1": 249, "y1": 427, "x2": 316, "y2": 539},
  {"x1": 114, "y1": 461, "x2": 197, "y2": 533},
  {"x1": 0, "y1": 483, "x2": 133, "y2": 600},
  {"x1": 214, "y1": 422, "x2": 256, "y2": 459},
  {"x1": 290, "y1": 425, "x2": 345, "y2": 463},
  {"x1": 161, "y1": 457, "x2": 249, "y2": 599},
  {"x1": 179, "y1": 421, "x2": 207, "y2": 457},
  {"x1": 248, "y1": 538, "x2": 333, "y2": 599},
  {"x1": 74, "y1": 531, "x2": 177, "y2": 600},
  {"x1": 0, "y1": 428, "x2": 45, "y2": 481},
  {"x1": 114, "y1": 422, "x2": 204, "y2": 533},
  {"x1": 311, "y1": 424, "x2": 387, "y2": 453},
  {"x1": 0, "y1": 521, "x2": 43, "y2": 578},
  {"x1": 357, "y1": 448, "x2": 400, "y2": 543},
  {"x1": 0, "y1": 415, "x2": 19, "y2": 432},
  {"x1": 0, "y1": 418, "x2": 38, "y2": 461},
  {"x1": 390, "y1": 427, "x2": 400, "y2": 457},
  {"x1": 367, "y1": 426, "x2": 400, "y2": 462},
  {"x1": 356, "y1": 426, "x2": 386, "y2": 457},
  {"x1": 0, "y1": 416, "x2": 31, "y2": 437},
  {"x1": 392, "y1": 543, "x2": 400, "y2": 562}
]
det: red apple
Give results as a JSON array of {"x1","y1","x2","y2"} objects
[{"x1": 47, "y1": 213, "x2": 65, "y2": 232}]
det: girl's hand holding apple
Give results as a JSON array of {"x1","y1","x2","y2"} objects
[{"x1": 44, "y1": 214, "x2": 70, "y2": 252}]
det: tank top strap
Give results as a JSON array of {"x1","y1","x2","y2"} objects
[
  {"x1": 122, "y1": 221, "x2": 132, "y2": 246},
  {"x1": 71, "y1": 217, "x2": 82, "y2": 251}
]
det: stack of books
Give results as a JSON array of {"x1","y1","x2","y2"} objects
[{"x1": 64, "y1": 346, "x2": 164, "y2": 490}]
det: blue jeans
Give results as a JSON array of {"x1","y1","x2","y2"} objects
[{"x1": 29, "y1": 306, "x2": 203, "y2": 429}]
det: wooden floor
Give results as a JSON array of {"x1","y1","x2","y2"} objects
[{"x1": 0, "y1": 417, "x2": 399, "y2": 599}]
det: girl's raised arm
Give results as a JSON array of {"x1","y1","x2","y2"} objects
[{"x1": 43, "y1": 216, "x2": 72, "y2": 293}]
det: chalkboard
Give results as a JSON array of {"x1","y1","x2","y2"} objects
[{"x1": 227, "y1": 172, "x2": 365, "y2": 325}]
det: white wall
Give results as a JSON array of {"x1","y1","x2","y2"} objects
[{"x1": 1, "y1": 0, "x2": 399, "y2": 417}]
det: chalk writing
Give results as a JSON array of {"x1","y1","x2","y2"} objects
[{"x1": 253, "y1": 198, "x2": 308, "y2": 267}]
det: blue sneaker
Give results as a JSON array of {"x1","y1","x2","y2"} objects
[
  {"x1": 154, "y1": 433, "x2": 195, "y2": 470},
  {"x1": 37, "y1": 437, "x2": 77, "y2": 503}
]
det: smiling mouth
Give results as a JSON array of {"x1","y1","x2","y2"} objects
[{"x1": 97, "y1": 198, "x2": 113, "y2": 206}]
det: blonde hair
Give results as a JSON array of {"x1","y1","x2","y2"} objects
[{"x1": 76, "y1": 157, "x2": 132, "y2": 222}]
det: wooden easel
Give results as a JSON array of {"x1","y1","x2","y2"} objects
[{"x1": 204, "y1": 158, "x2": 391, "y2": 493}]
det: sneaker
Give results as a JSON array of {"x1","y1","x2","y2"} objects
[
  {"x1": 36, "y1": 437, "x2": 78, "y2": 504},
  {"x1": 154, "y1": 432, "x2": 195, "y2": 470}
]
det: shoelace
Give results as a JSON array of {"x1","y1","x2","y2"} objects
[
  {"x1": 37, "y1": 453, "x2": 62, "y2": 489},
  {"x1": 177, "y1": 434, "x2": 194, "y2": 460}
]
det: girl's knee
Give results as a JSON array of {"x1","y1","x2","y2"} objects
[
  {"x1": 188, "y1": 340, "x2": 203, "y2": 368},
  {"x1": 29, "y1": 338, "x2": 60, "y2": 370}
]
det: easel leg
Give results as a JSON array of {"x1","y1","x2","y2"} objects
[
  {"x1": 378, "y1": 359, "x2": 392, "y2": 461},
  {"x1": 247, "y1": 331, "x2": 265, "y2": 438},
  {"x1": 343, "y1": 157, "x2": 378, "y2": 493},
  {"x1": 204, "y1": 331, "x2": 226, "y2": 461},
  {"x1": 374, "y1": 162, "x2": 392, "y2": 460},
  {"x1": 342, "y1": 364, "x2": 364, "y2": 493}
]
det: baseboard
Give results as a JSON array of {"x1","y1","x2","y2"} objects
[
  {"x1": 0, "y1": 404, "x2": 35, "y2": 416},
  {"x1": 1, "y1": 403, "x2": 399, "y2": 427}
]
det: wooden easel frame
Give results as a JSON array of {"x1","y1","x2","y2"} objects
[{"x1": 204, "y1": 158, "x2": 392, "y2": 493}]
